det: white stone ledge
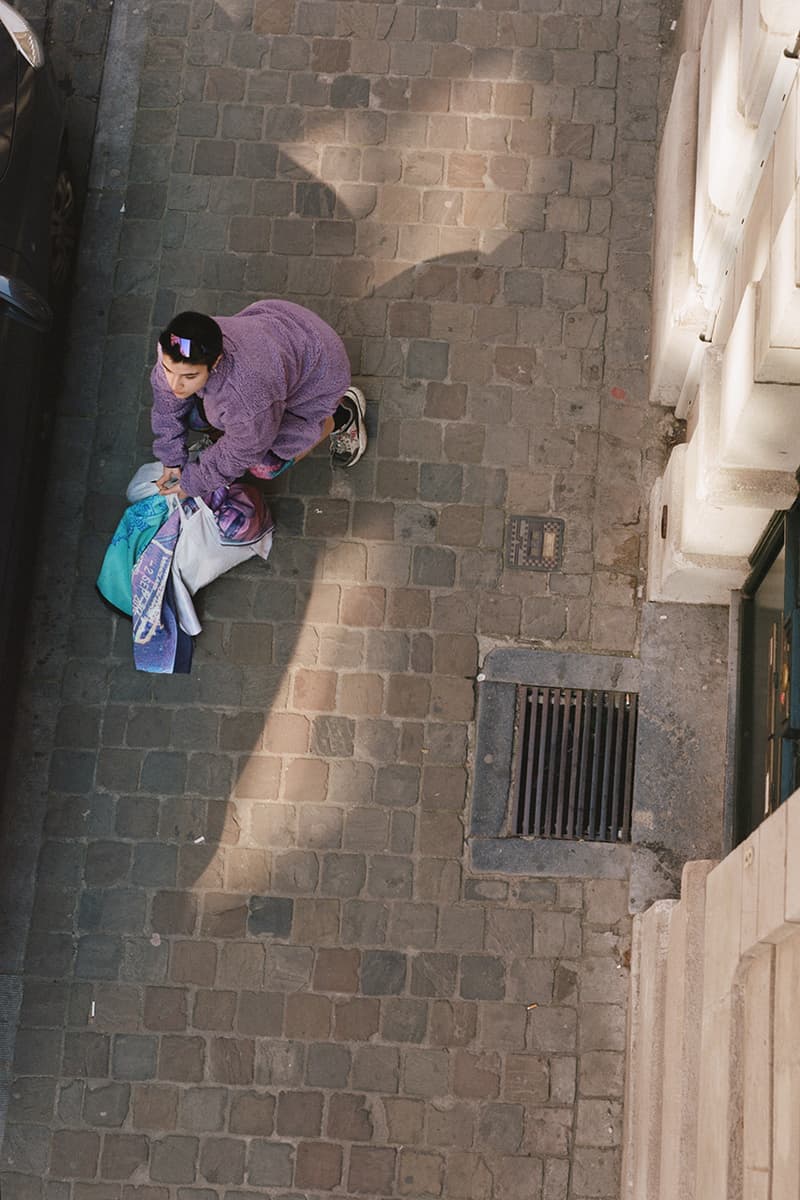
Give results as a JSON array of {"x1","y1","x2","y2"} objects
[
  {"x1": 646, "y1": 467, "x2": 752, "y2": 605},
  {"x1": 740, "y1": 0, "x2": 798, "y2": 122},
  {"x1": 624, "y1": 792, "x2": 800, "y2": 1198},
  {"x1": 649, "y1": 52, "x2": 708, "y2": 408},
  {"x1": 715, "y1": 299, "x2": 800, "y2": 476}
]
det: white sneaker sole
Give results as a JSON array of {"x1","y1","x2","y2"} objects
[{"x1": 339, "y1": 386, "x2": 368, "y2": 466}]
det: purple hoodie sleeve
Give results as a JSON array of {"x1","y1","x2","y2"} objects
[
  {"x1": 150, "y1": 360, "x2": 193, "y2": 469},
  {"x1": 179, "y1": 394, "x2": 283, "y2": 496}
]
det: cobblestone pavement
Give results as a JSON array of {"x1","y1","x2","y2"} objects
[{"x1": 1, "y1": 0, "x2": 669, "y2": 1195}]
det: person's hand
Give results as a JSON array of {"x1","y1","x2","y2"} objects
[{"x1": 157, "y1": 468, "x2": 187, "y2": 499}]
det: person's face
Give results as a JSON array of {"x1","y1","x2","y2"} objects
[{"x1": 161, "y1": 352, "x2": 211, "y2": 399}]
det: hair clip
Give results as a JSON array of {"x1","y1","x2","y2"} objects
[{"x1": 170, "y1": 333, "x2": 192, "y2": 357}]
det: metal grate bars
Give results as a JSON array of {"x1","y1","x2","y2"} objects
[{"x1": 511, "y1": 686, "x2": 638, "y2": 843}]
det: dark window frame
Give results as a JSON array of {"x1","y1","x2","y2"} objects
[{"x1": 734, "y1": 500, "x2": 800, "y2": 843}]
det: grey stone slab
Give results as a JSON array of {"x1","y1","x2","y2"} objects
[
  {"x1": 75, "y1": 936, "x2": 123, "y2": 980},
  {"x1": 131, "y1": 843, "x2": 178, "y2": 888},
  {"x1": 459, "y1": 955, "x2": 506, "y2": 1001},
  {"x1": 0, "y1": 976, "x2": 22, "y2": 1137},
  {"x1": 111, "y1": 1034, "x2": 158, "y2": 1080},
  {"x1": 482, "y1": 648, "x2": 641, "y2": 690},
  {"x1": 305, "y1": 1043, "x2": 351, "y2": 1088},
  {"x1": 470, "y1": 838, "x2": 632, "y2": 879},
  {"x1": 381, "y1": 998, "x2": 428, "y2": 1044},
  {"x1": 310, "y1": 717, "x2": 355, "y2": 758},
  {"x1": 82, "y1": 1081, "x2": 130, "y2": 1126},
  {"x1": 78, "y1": 889, "x2": 147, "y2": 934},
  {"x1": 361, "y1": 951, "x2": 407, "y2": 996},
  {"x1": 469, "y1": 681, "x2": 517, "y2": 838},
  {"x1": 629, "y1": 601, "x2": 728, "y2": 911},
  {"x1": 248, "y1": 897, "x2": 294, "y2": 939},
  {"x1": 412, "y1": 545, "x2": 457, "y2": 587}
]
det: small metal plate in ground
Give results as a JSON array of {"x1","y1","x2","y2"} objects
[{"x1": 506, "y1": 515, "x2": 565, "y2": 571}]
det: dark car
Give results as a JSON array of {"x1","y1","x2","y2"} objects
[{"x1": 0, "y1": 2, "x2": 76, "y2": 759}]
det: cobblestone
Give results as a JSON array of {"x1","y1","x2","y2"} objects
[{"x1": 0, "y1": 0, "x2": 667, "y2": 1194}]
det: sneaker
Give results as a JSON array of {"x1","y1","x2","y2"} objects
[
  {"x1": 330, "y1": 386, "x2": 368, "y2": 468},
  {"x1": 185, "y1": 432, "x2": 214, "y2": 458}
]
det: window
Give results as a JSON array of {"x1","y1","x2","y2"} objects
[{"x1": 735, "y1": 504, "x2": 800, "y2": 842}]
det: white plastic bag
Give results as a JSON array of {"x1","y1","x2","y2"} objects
[
  {"x1": 126, "y1": 450, "x2": 203, "y2": 503},
  {"x1": 126, "y1": 462, "x2": 164, "y2": 503},
  {"x1": 170, "y1": 499, "x2": 273, "y2": 635},
  {"x1": 125, "y1": 464, "x2": 274, "y2": 636}
]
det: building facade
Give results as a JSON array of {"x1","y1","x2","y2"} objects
[{"x1": 624, "y1": 2, "x2": 800, "y2": 1195}]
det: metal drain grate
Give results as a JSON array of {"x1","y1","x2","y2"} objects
[{"x1": 510, "y1": 686, "x2": 638, "y2": 843}]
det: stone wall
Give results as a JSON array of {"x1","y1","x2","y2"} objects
[
  {"x1": 621, "y1": 787, "x2": 800, "y2": 1198},
  {"x1": 648, "y1": 0, "x2": 800, "y2": 602}
]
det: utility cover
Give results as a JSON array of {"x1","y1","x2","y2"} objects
[{"x1": 506, "y1": 515, "x2": 565, "y2": 571}]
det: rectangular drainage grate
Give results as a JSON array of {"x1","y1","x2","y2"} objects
[{"x1": 510, "y1": 686, "x2": 638, "y2": 843}]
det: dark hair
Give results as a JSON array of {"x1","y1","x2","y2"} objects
[{"x1": 159, "y1": 312, "x2": 223, "y2": 367}]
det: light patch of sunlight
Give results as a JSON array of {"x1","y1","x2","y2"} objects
[{"x1": 223, "y1": 569, "x2": 369, "y2": 874}]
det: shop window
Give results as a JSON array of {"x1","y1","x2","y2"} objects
[{"x1": 735, "y1": 504, "x2": 800, "y2": 842}]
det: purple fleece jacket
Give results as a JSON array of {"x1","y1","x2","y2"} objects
[{"x1": 151, "y1": 300, "x2": 352, "y2": 496}]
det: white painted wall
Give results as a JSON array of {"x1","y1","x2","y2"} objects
[{"x1": 648, "y1": 3, "x2": 800, "y2": 602}]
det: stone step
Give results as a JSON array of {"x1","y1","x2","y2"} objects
[
  {"x1": 621, "y1": 899, "x2": 675, "y2": 1200},
  {"x1": 646, "y1": 442, "x2": 767, "y2": 603},
  {"x1": 621, "y1": 862, "x2": 715, "y2": 1200},
  {"x1": 657, "y1": 861, "x2": 715, "y2": 1200}
]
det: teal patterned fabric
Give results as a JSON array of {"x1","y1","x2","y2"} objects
[{"x1": 96, "y1": 494, "x2": 170, "y2": 616}]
